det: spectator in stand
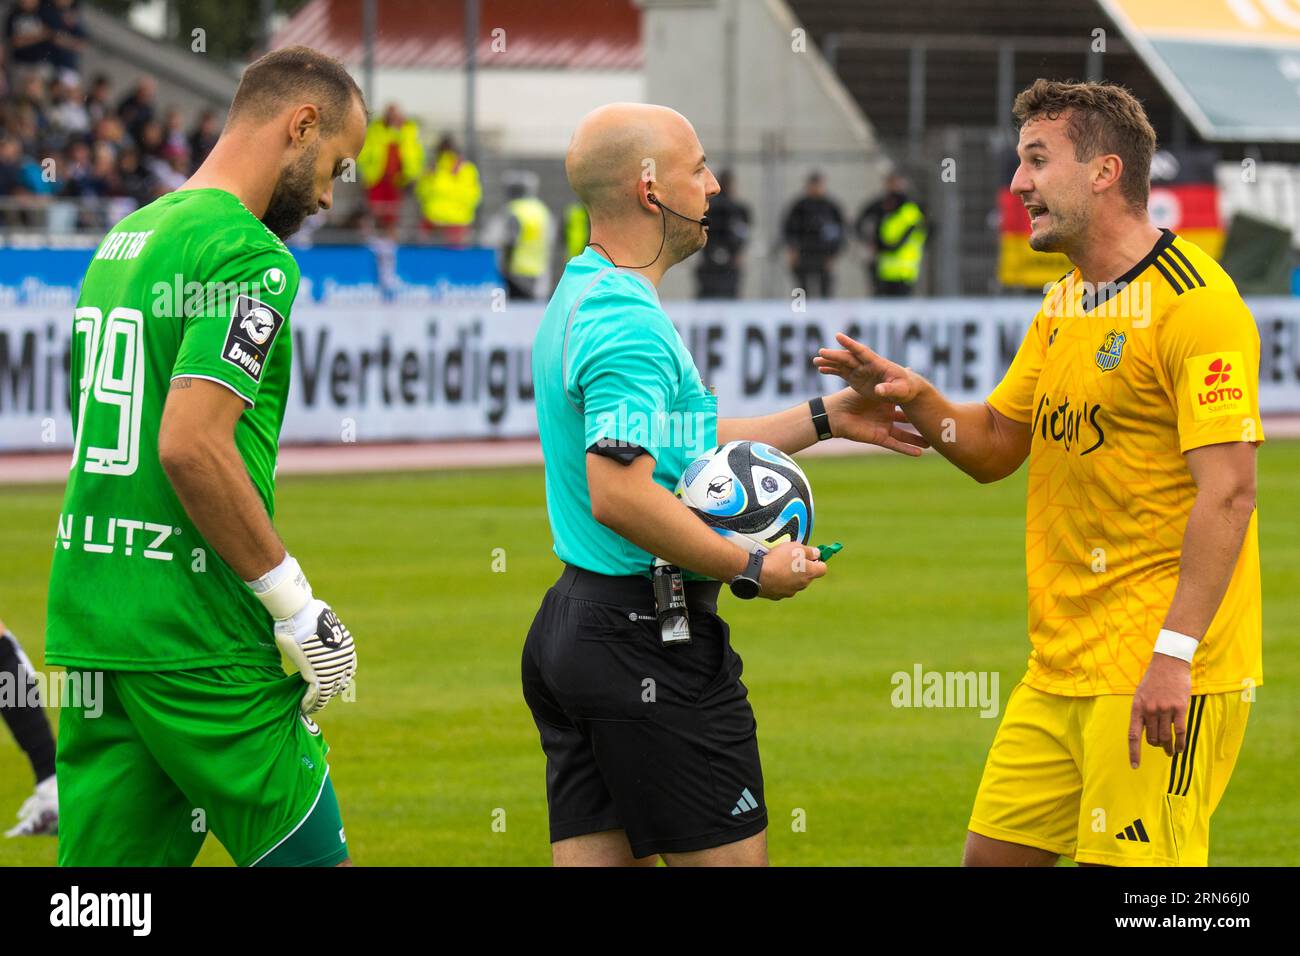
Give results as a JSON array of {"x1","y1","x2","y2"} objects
[
  {"x1": 115, "y1": 75, "x2": 156, "y2": 143},
  {"x1": 357, "y1": 102, "x2": 423, "y2": 233},
  {"x1": 187, "y1": 108, "x2": 219, "y2": 169},
  {"x1": 44, "y1": 0, "x2": 85, "y2": 79},
  {"x1": 90, "y1": 114, "x2": 125, "y2": 157},
  {"x1": 5, "y1": 0, "x2": 51, "y2": 73},
  {"x1": 781, "y1": 170, "x2": 845, "y2": 298},
  {"x1": 61, "y1": 133, "x2": 92, "y2": 192},
  {"x1": 48, "y1": 74, "x2": 88, "y2": 142},
  {"x1": 13, "y1": 72, "x2": 48, "y2": 147},
  {"x1": 115, "y1": 145, "x2": 157, "y2": 206},
  {"x1": 18, "y1": 143, "x2": 56, "y2": 201},
  {"x1": 161, "y1": 106, "x2": 187, "y2": 156},
  {"x1": 11, "y1": 100, "x2": 42, "y2": 156},
  {"x1": 138, "y1": 128, "x2": 175, "y2": 191},
  {"x1": 135, "y1": 117, "x2": 163, "y2": 159},
  {"x1": 88, "y1": 139, "x2": 119, "y2": 195},
  {"x1": 0, "y1": 136, "x2": 25, "y2": 225},
  {"x1": 84, "y1": 73, "x2": 113, "y2": 125},
  {"x1": 415, "y1": 132, "x2": 481, "y2": 246},
  {"x1": 63, "y1": 133, "x2": 115, "y2": 228},
  {"x1": 153, "y1": 142, "x2": 187, "y2": 192}
]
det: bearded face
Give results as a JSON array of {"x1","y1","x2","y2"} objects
[
  {"x1": 664, "y1": 202, "x2": 709, "y2": 264},
  {"x1": 261, "y1": 141, "x2": 320, "y2": 240}
]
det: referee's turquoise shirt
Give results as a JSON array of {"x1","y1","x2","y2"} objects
[{"x1": 533, "y1": 247, "x2": 718, "y2": 576}]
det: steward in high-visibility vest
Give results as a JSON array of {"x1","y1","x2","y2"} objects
[
  {"x1": 875, "y1": 200, "x2": 927, "y2": 284},
  {"x1": 357, "y1": 114, "x2": 425, "y2": 189},
  {"x1": 416, "y1": 137, "x2": 482, "y2": 244},
  {"x1": 357, "y1": 107, "x2": 425, "y2": 230},
  {"x1": 855, "y1": 175, "x2": 928, "y2": 297},
  {"x1": 562, "y1": 203, "x2": 589, "y2": 260},
  {"x1": 503, "y1": 188, "x2": 553, "y2": 300}
]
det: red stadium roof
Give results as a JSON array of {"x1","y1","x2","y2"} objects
[{"x1": 269, "y1": 0, "x2": 643, "y2": 70}]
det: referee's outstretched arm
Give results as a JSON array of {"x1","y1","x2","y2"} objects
[{"x1": 716, "y1": 384, "x2": 930, "y2": 458}]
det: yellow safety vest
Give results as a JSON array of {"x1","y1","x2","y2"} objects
[
  {"x1": 506, "y1": 197, "x2": 552, "y2": 278},
  {"x1": 564, "y1": 203, "x2": 589, "y2": 259},
  {"x1": 356, "y1": 119, "x2": 425, "y2": 188},
  {"x1": 876, "y1": 201, "x2": 927, "y2": 283},
  {"x1": 415, "y1": 151, "x2": 482, "y2": 227}
]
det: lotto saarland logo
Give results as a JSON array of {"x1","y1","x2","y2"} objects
[
  {"x1": 1204, "y1": 357, "x2": 1232, "y2": 386},
  {"x1": 1186, "y1": 351, "x2": 1248, "y2": 422}
]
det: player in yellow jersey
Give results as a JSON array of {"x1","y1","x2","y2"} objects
[{"x1": 816, "y1": 79, "x2": 1263, "y2": 866}]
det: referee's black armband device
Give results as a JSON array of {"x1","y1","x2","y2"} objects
[
  {"x1": 587, "y1": 439, "x2": 649, "y2": 465},
  {"x1": 809, "y1": 396, "x2": 832, "y2": 441}
]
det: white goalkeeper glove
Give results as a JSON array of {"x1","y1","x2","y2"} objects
[{"x1": 247, "y1": 554, "x2": 357, "y2": 715}]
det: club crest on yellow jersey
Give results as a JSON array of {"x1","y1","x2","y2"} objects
[{"x1": 1095, "y1": 329, "x2": 1127, "y2": 372}]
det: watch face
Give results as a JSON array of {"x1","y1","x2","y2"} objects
[{"x1": 730, "y1": 576, "x2": 761, "y2": 600}]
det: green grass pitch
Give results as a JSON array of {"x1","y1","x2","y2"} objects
[{"x1": 2, "y1": 443, "x2": 1296, "y2": 866}]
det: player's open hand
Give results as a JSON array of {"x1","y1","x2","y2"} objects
[
  {"x1": 828, "y1": 388, "x2": 929, "y2": 457},
  {"x1": 814, "y1": 333, "x2": 923, "y2": 405},
  {"x1": 1127, "y1": 653, "x2": 1192, "y2": 768},
  {"x1": 759, "y1": 542, "x2": 826, "y2": 600}
]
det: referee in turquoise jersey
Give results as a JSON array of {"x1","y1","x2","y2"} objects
[{"x1": 524, "y1": 103, "x2": 929, "y2": 867}]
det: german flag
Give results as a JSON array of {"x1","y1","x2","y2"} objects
[{"x1": 997, "y1": 148, "x2": 1224, "y2": 291}]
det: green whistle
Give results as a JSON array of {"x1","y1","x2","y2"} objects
[{"x1": 816, "y1": 542, "x2": 843, "y2": 562}]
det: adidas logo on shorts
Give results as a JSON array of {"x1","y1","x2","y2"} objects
[
  {"x1": 731, "y1": 787, "x2": 759, "y2": 816},
  {"x1": 1115, "y1": 818, "x2": 1150, "y2": 843}
]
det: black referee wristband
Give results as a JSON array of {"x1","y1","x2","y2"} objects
[{"x1": 809, "y1": 396, "x2": 832, "y2": 441}]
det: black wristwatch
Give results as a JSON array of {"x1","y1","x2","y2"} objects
[
  {"x1": 809, "y1": 396, "x2": 833, "y2": 441},
  {"x1": 729, "y1": 549, "x2": 765, "y2": 600}
]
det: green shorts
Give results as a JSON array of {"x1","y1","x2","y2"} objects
[{"x1": 56, "y1": 663, "x2": 348, "y2": 867}]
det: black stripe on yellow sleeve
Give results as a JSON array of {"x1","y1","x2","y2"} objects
[
  {"x1": 1166, "y1": 244, "x2": 1206, "y2": 288},
  {"x1": 1152, "y1": 256, "x2": 1186, "y2": 295},
  {"x1": 1160, "y1": 250, "x2": 1196, "y2": 292}
]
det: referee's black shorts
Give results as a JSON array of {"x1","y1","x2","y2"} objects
[{"x1": 522, "y1": 564, "x2": 766, "y2": 858}]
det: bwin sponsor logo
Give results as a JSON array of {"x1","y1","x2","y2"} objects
[{"x1": 227, "y1": 340, "x2": 263, "y2": 377}]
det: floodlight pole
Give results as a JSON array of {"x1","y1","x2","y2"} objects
[
  {"x1": 465, "y1": 0, "x2": 479, "y2": 168},
  {"x1": 362, "y1": 0, "x2": 376, "y2": 108},
  {"x1": 259, "y1": 0, "x2": 274, "y2": 53}
]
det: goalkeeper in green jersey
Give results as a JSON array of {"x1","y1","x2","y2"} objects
[{"x1": 45, "y1": 46, "x2": 368, "y2": 867}]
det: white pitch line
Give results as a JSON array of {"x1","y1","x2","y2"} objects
[{"x1": 4, "y1": 416, "x2": 1300, "y2": 484}]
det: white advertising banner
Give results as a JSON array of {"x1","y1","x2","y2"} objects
[{"x1": 4, "y1": 298, "x2": 1300, "y2": 451}]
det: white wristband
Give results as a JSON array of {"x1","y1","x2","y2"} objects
[
  {"x1": 1154, "y1": 628, "x2": 1199, "y2": 664},
  {"x1": 246, "y1": 553, "x2": 313, "y2": 620}
]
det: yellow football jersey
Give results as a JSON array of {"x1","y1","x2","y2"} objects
[{"x1": 988, "y1": 229, "x2": 1264, "y2": 696}]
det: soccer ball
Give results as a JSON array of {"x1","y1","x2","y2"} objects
[{"x1": 675, "y1": 441, "x2": 814, "y2": 553}]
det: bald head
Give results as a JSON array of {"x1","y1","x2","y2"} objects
[{"x1": 566, "y1": 103, "x2": 703, "y2": 220}]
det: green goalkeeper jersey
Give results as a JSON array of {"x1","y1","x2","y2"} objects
[{"x1": 47, "y1": 188, "x2": 300, "y2": 671}]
